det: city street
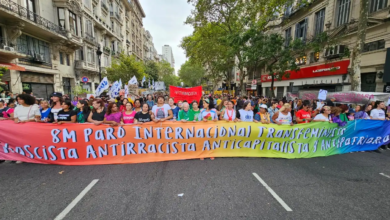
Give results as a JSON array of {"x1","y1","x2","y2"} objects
[{"x1": 1, "y1": 151, "x2": 390, "y2": 220}]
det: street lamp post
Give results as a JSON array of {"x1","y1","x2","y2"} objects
[{"x1": 96, "y1": 47, "x2": 103, "y2": 82}]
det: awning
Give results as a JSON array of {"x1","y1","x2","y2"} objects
[{"x1": 0, "y1": 63, "x2": 26, "y2": 71}]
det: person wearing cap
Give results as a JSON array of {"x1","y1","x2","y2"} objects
[
  {"x1": 198, "y1": 98, "x2": 218, "y2": 121},
  {"x1": 50, "y1": 92, "x2": 63, "y2": 121},
  {"x1": 254, "y1": 104, "x2": 270, "y2": 123},
  {"x1": 296, "y1": 100, "x2": 313, "y2": 124}
]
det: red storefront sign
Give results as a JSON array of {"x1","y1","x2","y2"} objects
[{"x1": 261, "y1": 60, "x2": 350, "y2": 82}]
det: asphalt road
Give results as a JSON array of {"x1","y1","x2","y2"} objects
[{"x1": 1, "y1": 150, "x2": 390, "y2": 220}]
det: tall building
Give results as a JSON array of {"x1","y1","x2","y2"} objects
[
  {"x1": 143, "y1": 29, "x2": 158, "y2": 61},
  {"x1": 162, "y1": 45, "x2": 175, "y2": 68},
  {"x1": 0, "y1": 0, "x2": 146, "y2": 99},
  {"x1": 260, "y1": 0, "x2": 390, "y2": 98}
]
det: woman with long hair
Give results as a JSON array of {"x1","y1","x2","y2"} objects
[
  {"x1": 272, "y1": 103, "x2": 294, "y2": 126},
  {"x1": 191, "y1": 100, "x2": 201, "y2": 122},
  {"x1": 198, "y1": 98, "x2": 218, "y2": 121},
  {"x1": 330, "y1": 107, "x2": 347, "y2": 126},
  {"x1": 76, "y1": 100, "x2": 90, "y2": 123},
  {"x1": 122, "y1": 102, "x2": 136, "y2": 124},
  {"x1": 133, "y1": 99, "x2": 142, "y2": 112},
  {"x1": 13, "y1": 94, "x2": 41, "y2": 123},
  {"x1": 370, "y1": 101, "x2": 387, "y2": 120},
  {"x1": 220, "y1": 101, "x2": 237, "y2": 122},
  {"x1": 354, "y1": 105, "x2": 369, "y2": 119},
  {"x1": 104, "y1": 102, "x2": 122, "y2": 126},
  {"x1": 55, "y1": 100, "x2": 76, "y2": 124},
  {"x1": 134, "y1": 103, "x2": 153, "y2": 124},
  {"x1": 119, "y1": 98, "x2": 129, "y2": 112},
  {"x1": 152, "y1": 96, "x2": 173, "y2": 122},
  {"x1": 168, "y1": 97, "x2": 179, "y2": 120},
  {"x1": 217, "y1": 98, "x2": 228, "y2": 113},
  {"x1": 88, "y1": 99, "x2": 106, "y2": 125},
  {"x1": 50, "y1": 93, "x2": 63, "y2": 121},
  {"x1": 237, "y1": 101, "x2": 254, "y2": 122},
  {"x1": 365, "y1": 104, "x2": 373, "y2": 116},
  {"x1": 313, "y1": 106, "x2": 332, "y2": 122}
]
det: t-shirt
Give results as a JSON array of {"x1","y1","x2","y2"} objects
[
  {"x1": 238, "y1": 109, "x2": 254, "y2": 122},
  {"x1": 0, "y1": 107, "x2": 9, "y2": 116},
  {"x1": 171, "y1": 106, "x2": 180, "y2": 119},
  {"x1": 152, "y1": 104, "x2": 171, "y2": 120},
  {"x1": 76, "y1": 110, "x2": 90, "y2": 123},
  {"x1": 178, "y1": 109, "x2": 194, "y2": 121},
  {"x1": 105, "y1": 112, "x2": 122, "y2": 123},
  {"x1": 40, "y1": 108, "x2": 51, "y2": 120},
  {"x1": 192, "y1": 109, "x2": 201, "y2": 121},
  {"x1": 57, "y1": 110, "x2": 76, "y2": 122},
  {"x1": 51, "y1": 108, "x2": 62, "y2": 121},
  {"x1": 296, "y1": 110, "x2": 312, "y2": 124},
  {"x1": 2, "y1": 108, "x2": 14, "y2": 118},
  {"x1": 14, "y1": 105, "x2": 41, "y2": 121},
  {"x1": 254, "y1": 112, "x2": 270, "y2": 123},
  {"x1": 198, "y1": 109, "x2": 218, "y2": 121},
  {"x1": 92, "y1": 109, "x2": 106, "y2": 121},
  {"x1": 134, "y1": 111, "x2": 152, "y2": 123},
  {"x1": 370, "y1": 109, "x2": 386, "y2": 119},
  {"x1": 313, "y1": 114, "x2": 330, "y2": 121},
  {"x1": 146, "y1": 100, "x2": 154, "y2": 109},
  {"x1": 222, "y1": 109, "x2": 236, "y2": 121},
  {"x1": 122, "y1": 111, "x2": 136, "y2": 124}
]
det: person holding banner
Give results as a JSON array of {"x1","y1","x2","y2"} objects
[
  {"x1": 88, "y1": 99, "x2": 106, "y2": 125},
  {"x1": 134, "y1": 99, "x2": 142, "y2": 112},
  {"x1": 134, "y1": 103, "x2": 153, "y2": 124},
  {"x1": 220, "y1": 101, "x2": 237, "y2": 122},
  {"x1": 152, "y1": 96, "x2": 173, "y2": 122},
  {"x1": 272, "y1": 103, "x2": 294, "y2": 126},
  {"x1": 104, "y1": 102, "x2": 123, "y2": 126},
  {"x1": 313, "y1": 106, "x2": 332, "y2": 122},
  {"x1": 236, "y1": 101, "x2": 254, "y2": 122},
  {"x1": 13, "y1": 94, "x2": 41, "y2": 123},
  {"x1": 191, "y1": 101, "x2": 201, "y2": 121},
  {"x1": 370, "y1": 101, "x2": 387, "y2": 120},
  {"x1": 354, "y1": 105, "x2": 370, "y2": 119},
  {"x1": 168, "y1": 98, "x2": 180, "y2": 120},
  {"x1": 254, "y1": 104, "x2": 270, "y2": 124},
  {"x1": 119, "y1": 98, "x2": 129, "y2": 112},
  {"x1": 55, "y1": 101, "x2": 76, "y2": 124},
  {"x1": 178, "y1": 102, "x2": 194, "y2": 122},
  {"x1": 296, "y1": 100, "x2": 313, "y2": 124},
  {"x1": 122, "y1": 102, "x2": 136, "y2": 124},
  {"x1": 198, "y1": 98, "x2": 218, "y2": 122},
  {"x1": 75, "y1": 100, "x2": 90, "y2": 123}
]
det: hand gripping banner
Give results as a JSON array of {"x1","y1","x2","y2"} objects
[{"x1": 0, "y1": 120, "x2": 389, "y2": 165}]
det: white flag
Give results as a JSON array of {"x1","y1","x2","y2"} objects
[
  {"x1": 95, "y1": 77, "x2": 109, "y2": 97},
  {"x1": 110, "y1": 81, "x2": 120, "y2": 98},
  {"x1": 128, "y1": 76, "x2": 138, "y2": 85},
  {"x1": 141, "y1": 76, "x2": 146, "y2": 86},
  {"x1": 124, "y1": 84, "x2": 129, "y2": 97},
  {"x1": 119, "y1": 79, "x2": 123, "y2": 89}
]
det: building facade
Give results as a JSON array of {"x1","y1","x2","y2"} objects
[
  {"x1": 260, "y1": 0, "x2": 390, "y2": 99},
  {"x1": 0, "y1": 0, "x2": 148, "y2": 99},
  {"x1": 162, "y1": 45, "x2": 175, "y2": 69}
]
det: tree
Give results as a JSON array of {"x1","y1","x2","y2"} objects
[
  {"x1": 156, "y1": 60, "x2": 180, "y2": 88},
  {"x1": 104, "y1": 53, "x2": 145, "y2": 83},
  {"x1": 178, "y1": 60, "x2": 205, "y2": 87},
  {"x1": 350, "y1": 0, "x2": 369, "y2": 91},
  {"x1": 71, "y1": 84, "x2": 90, "y2": 97},
  {"x1": 144, "y1": 60, "x2": 160, "y2": 82}
]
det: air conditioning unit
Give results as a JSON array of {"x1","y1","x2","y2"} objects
[
  {"x1": 324, "y1": 45, "x2": 345, "y2": 58},
  {"x1": 3, "y1": 45, "x2": 15, "y2": 51}
]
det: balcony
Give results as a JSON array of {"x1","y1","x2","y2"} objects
[
  {"x1": 16, "y1": 47, "x2": 52, "y2": 68},
  {"x1": 102, "y1": 3, "x2": 108, "y2": 12},
  {"x1": 110, "y1": 11, "x2": 122, "y2": 24},
  {"x1": 75, "y1": 60, "x2": 98, "y2": 72},
  {"x1": 0, "y1": 37, "x2": 27, "y2": 62},
  {"x1": 0, "y1": 0, "x2": 67, "y2": 40},
  {"x1": 92, "y1": 0, "x2": 99, "y2": 4},
  {"x1": 126, "y1": 40, "x2": 131, "y2": 45},
  {"x1": 103, "y1": 46, "x2": 111, "y2": 54},
  {"x1": 83, "y1": 33, "x2": 99, "y2": 47}
]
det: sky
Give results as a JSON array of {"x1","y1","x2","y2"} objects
[{"x1": 142, "y1": 0, "x2": 194, "y2": 75}]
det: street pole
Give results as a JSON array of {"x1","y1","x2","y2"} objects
[{"x1": 96, "y1": 47, "x2": 103, "y2": 83}]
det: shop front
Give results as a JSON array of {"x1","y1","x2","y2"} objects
[
  {"x1": 21, "y1": 72, "x2": 54, "y2": 100},
  {"x1": 261, "y1": 60, "x2": 350, "y2": 98}
]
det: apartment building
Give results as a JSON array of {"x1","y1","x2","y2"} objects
[
  {"x1": 260, "y1": 0, "x2": 390, "y2": 99},
  {"x1": 143, "y1": 29, "x2": 158, "y2": 61},
  {"x1": 0, "y1": 0, "x2": 147, "y2": 99},
  {"x1": 162, "y1": 45, "x2": 175, "y2": 69}
]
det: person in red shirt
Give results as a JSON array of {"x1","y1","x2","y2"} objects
[{"x1": 296, "y1": 100, "x2": 313, "y2": 124}]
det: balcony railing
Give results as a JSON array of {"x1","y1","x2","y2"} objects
[
  {"x1": 102, "y1": 3, "x2": 108, "y2": 11},
  {"x1": 84, "y1": 33, "x2": 99, "y2": 46},
  {"x1": 115, "y1": 12, "x2": 120, "y2": 20},
  {"x1": 126, "y1": 40, "x2": 130, "y2": 45},
  {"x1": 75, "y1": 60, "x2": 97, "y2": 71},
  {"x1": 0, "y1": 0, "x2": 67, "y2": 37}
]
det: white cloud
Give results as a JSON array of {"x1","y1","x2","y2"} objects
[{"x1": 142, "y1": 0, "x2": 194, "y2": 75}]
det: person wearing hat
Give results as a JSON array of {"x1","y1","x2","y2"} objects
[
  {"x1": 254, "y1": 104, "x2": 270, "y2": 124},
  {"x1": 50, "y1": 92, "x2": 63, "y2": 122}
]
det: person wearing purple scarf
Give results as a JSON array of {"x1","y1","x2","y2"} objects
[{"x1": 330, "y1": 107, "x2": 347, "y2": 126}]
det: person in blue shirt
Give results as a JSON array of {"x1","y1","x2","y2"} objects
[
  {"x1": 168, "y1": 97, "x2": 180, "y2": 120},
  {"x1": 40, "y1": 100, "x2": 51, "y2": 122}
]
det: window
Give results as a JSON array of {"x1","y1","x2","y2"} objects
[
  {"x1": 59, "y1": 52, "x2": 64, "y2": 64},
  {"x1": 295, "y1": 18, "x2": 308, "y2": 41},
  {"x1": 336, "y1": 0, "x2": 351, "y2": 26},
  {"x1": 310, "y1": 52, "x2": 320, "y2": 63},
  {"x1": 314, "y1": 8, "x2": 325, "y2": 36},
  {"x1": 87, "y1": 47, "x2": 94, "y2": 63},
  {"x1": 69, "y1": 11, "x2": 77, "y2": 35},
  {"x1": 66, "y1": 54, "x2": 70, "y2": 66},
  {"x1": 104, "y1": 37, "x2": 108, "y2": 47},
  {"x1": 85, "y1": 19, "x2": 93, "y2": 37},
  {"x1": 104, "y1": 55, "x2": 109, "y2": 67},
  {"x1": 58, "y1": 8, "x2": 66, "y2": 30},
  {"x1": 26, "y1": 0, "x2": 36, "y2": 21},
  {"x1": 363, "y1": 39, "x2": 386, "y2": 52},
  {"x1": 369, "y1": 0, "x2": 388, "y2": 13},
  {"x1": 285, "y1": 27, "x2": 292, "y2": 47},
  {"x1": 17, "y1": 34, "x2": 51, "y2": 64}
]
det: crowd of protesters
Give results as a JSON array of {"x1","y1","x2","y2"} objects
[{"x1": 0, "y1": 91, "x2": 390, "y2": 163}]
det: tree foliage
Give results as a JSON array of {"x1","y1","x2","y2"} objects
[
  {"x1": 104, "y1": 54, "x2": 145, "y2": 83},
  {"x1": 178, "y1": 60, "x2": 205, "y2": 87},
  {"x1": 144, "y1": 60, "x2": 160, "y2": 82}
]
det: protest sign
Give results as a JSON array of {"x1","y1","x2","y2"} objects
[
  {"x1": 287, "y1": 91, "x2": 390, "y2": 104},
  {"x1": 170, "y1": 86, "x2": 202, "y2": 103},
  {"x1": 1, "y1": 120, "x2": 389, "y2": 165},
  {"x1": 318, "y1": 89, "x2": 328, "y2": 100},
  {"x1": 155, "y1": 82, "x2": 165, "y2": 91}
]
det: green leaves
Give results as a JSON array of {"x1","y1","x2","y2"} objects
[
  {"x1": 178, "y1": 61, "x2": 205, "y2": 87},
  {"x1": 104, "y1": 53, "x2": 145, "y2": 83}
]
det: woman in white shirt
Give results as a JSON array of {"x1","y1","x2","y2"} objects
[
  {"x1": 313, "y1": 106, "x2": 332, "y2": 122},
  {"x1": 14, "y1": 94, "x2": 41, "y2": 123},
  {"x1": 237, "y1": 101, "x2": 254, "y2": 122},
  {"x1": 220, "y1": 101, "x2": 237, "y2": 122},
  {"x1": 152, "y1": 96, "x2": 173, "y2": 122},
  {"x1": 370, "y1": 101, "x2": 387, "y2": 120}
]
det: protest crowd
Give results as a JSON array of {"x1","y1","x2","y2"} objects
[{"x1": 0, "y1": 90, "x2": 390, "y2": 163}]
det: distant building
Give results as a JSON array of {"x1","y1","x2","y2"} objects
[{"x1": 162, "y1": 45, "x2": 175, "y2": 68}]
